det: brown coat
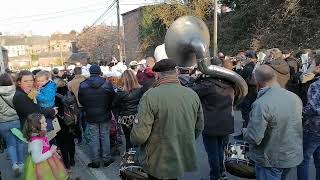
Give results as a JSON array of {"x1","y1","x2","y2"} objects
[
  {"x1": 267, "y1": 59, "x2": 290, "y2": 88},
  {"x1": 67, "y1": 75, "x2": 86, "y2": 107}
]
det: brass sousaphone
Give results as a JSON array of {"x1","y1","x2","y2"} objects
[{"x1": 165, "y1": 16, "x2": 248, "y2": 105}]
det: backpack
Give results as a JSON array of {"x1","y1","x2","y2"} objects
[{"x1": 56, "y1": 91, "x2": 78, "y2": 126}]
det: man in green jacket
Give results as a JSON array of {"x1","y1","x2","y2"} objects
[
  {"x1": 131, "y1": 59, "x2": 204, "y2": 180},
  {"x1": 244, "y1": 65, "x2": 303, "y2": 180}
]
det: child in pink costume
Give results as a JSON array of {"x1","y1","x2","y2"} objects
[{"x1": 22, "y1": 113, "x2": 68, "y2": 180}]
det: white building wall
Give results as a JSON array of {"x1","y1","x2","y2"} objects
[{"x1": 4, "y1": 45, "x2": 26, "y2": 57}]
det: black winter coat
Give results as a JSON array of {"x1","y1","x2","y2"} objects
[
  {"x1": 112, "y1": 87, "x2": 144, "y2": 116},
  {"x1": 285, "y1": 57, "x2": 300, "y2": 94},
  {"x1": 191, "y1": 77, "x2": 235, "y2": 136},
  {"x1": 13, "y1": 88, "x2": 55, "y2": 127},
  {"x1": 236, "y1": 62, "x2": 258, "y2": 124},
  {"x1": 78, "y1": 75, "x2": 115, "y2": 123},
  {"x1": 236, "y1": 62, "x2": 255, "y2": 81},
  {"x1": 55, "y1": 81, "x2": 78, "y2": 138}
]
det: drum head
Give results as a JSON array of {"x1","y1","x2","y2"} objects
[
  {"x1": 120, "y1": 149, "x2": 148, "y2": 180},
  {"x1": 120, "y1": 166, "x2": 148, "y2": 180},
  {"x1": 225, "y1": 160, "x2": 256, "y2": 179},
  {"x1": 225, "y1": 140, "x2": 256, "y2": 179}
]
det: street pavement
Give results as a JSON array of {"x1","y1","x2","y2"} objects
[
  {"x1": 0, "y1": 147, "x2": 94, "y2": 180},
  {"x1": 0, "y1": 111, "x2": 316, "y2": 180}
]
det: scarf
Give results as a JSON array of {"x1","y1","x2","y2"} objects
[
  {"x1": 153, "y1": 75, "x2": 180, "y2": 87},
  {"x1": 27, "y1": 89, "x2": 38, "y2": 103}
]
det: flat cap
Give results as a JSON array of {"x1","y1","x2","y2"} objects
[{"x1": 152, "y1": 59, "x2": 177, "y2": 72}]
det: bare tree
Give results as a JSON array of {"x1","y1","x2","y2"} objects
[{"x1": 76, "y1": 25, "x2": 119, "y2": 63}]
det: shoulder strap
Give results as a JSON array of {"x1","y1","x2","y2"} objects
[
  {"x1": 56, "y1": 92, "x2": 64, "y2": 99},
  {"x1": 0, "y1": 95, "x2": 15, "y2": 110}
]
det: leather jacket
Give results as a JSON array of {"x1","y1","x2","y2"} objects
[{"x1": 112, "y1": 87, "x2": 144, "y2": 116}]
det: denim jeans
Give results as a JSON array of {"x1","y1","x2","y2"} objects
[
  {"x1": 45, "y1": 117, "x2": 54, "y2": 132},
  {"x1": 255, "y1": 164, "x2": 291, "y2": 180},
  {"x1": 87, "y1": 122, "x2": 111, "y2": 162},
  {"x1": 202, "y1": 135, "x2": 228, "y2": 180},
  {"x1": 41, "y1": 107, "x2": 54, "y2": 131},
  {"x1": 297, "y1": 131, "x2": 320, "y2": 180},
  {"x1": 74, "y1": 109, "x2": 86, "y2": 141},
  {"x1": 0, "y1": 120, "x2": 25, "y2": 166}
]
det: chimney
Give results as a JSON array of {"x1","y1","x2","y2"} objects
[{"x1": 71, "y1": 41, "x2": 78, "y2": 53}]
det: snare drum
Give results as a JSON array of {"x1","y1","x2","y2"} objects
[
  {"x1": 119, "y1": 148, "x2": 148, "y2": 180},
  {"x1": 225, "y1": 140, "x2": 256, "y2": 179}
]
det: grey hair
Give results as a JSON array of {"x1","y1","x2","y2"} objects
[{"x1": 254, "y1": 65, "x2": 277, "y2": 83}]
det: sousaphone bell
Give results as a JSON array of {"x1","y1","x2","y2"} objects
[{"x1": 164, "y1": 16, "x2": 248, "y2": 105}]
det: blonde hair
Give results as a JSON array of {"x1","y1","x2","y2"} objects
[
  {"x1": 120, "y1": 70, "x2": 140, "y2": 91},
  {"x1": 35, "y1": 70, "x2": 51, "y2": 80}
]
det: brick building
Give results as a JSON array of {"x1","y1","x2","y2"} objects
[
  {"x1": 0, "y1": 35, "x2": 49, "y2": 57},
  {"x1": 50, "y1": 32, "x2": 76, "y2": 52},
  {"x1": 122, "y1": 7, "x2": 144, "y2": 63}
]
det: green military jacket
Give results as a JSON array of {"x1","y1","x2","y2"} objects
[{"x1": 131, "y1": 82, "x2": 204, "y2": 179}]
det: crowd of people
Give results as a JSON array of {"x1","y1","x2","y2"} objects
[
  {"x1": 0, "y1": 46, "x2": 319, "y2": 180},
  {"x1": 211, "y1": 48, "x2": 320, "y2": 180}
]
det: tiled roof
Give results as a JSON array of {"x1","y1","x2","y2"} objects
[
  {"x1": 50, "y1": 33, "x2": 76, "y2": 41},
  {"x1": 26, "y1": 36, "x2": 49, "y2": 45},
  {"x1": 0, "y1": 36, "x2": 49, "y2": 46},
  {"x1": 68, "y1": 52, "x2": 89, "y2": 62},
  {"x1": 0, "y1": 36, "x2": 25, "y2": 46}
]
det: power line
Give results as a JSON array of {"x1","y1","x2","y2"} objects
[
  {"x1": 80, "y1": 0, "x2": 117, "y2": 35},
  {"x1": 100, "y1": 7, "x2": 118, "y2": 24},
  {"x1": 120, "y1": 3, "x2": 158, "y2": 5},
  {"x1": 0, "y1": 7, "x2": 106, "y2": 26},
  {"x1": 90, "y1": 0, "x2": 117, "y2": 28},
  {"x1": 0, "y1": 1, "x2": 107, "y2": 22}
]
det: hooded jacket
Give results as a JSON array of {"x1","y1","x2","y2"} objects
[
  {"x1": 36, "y1": 80, "x2": 57, "y2": 108},
  {"x1": 67, "y1": 75, "x2": 86, "y2": 107},
  {"x1": 78, "y1": 75, "x2": 115, "y2": 123},
  {"x1": 284, "y1": 56, "x2": 300, "y2": 94},
  {"x1": 0, "y1": 85, "x2": 19, "y2": 123},
  {"x1": 267, "y1": 59, "x2": 290, "y2": 88},
  {"x1": 191, "y1": 77, "x2": 234, "y2": 136}
]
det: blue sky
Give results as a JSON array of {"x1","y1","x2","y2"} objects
[{"x1": 0, "y1": 0, "x2": 158, "y2": 36}]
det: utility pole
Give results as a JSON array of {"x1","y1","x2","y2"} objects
[
  {"x1": 59, "y1": 41, "x2": 63, "y2": 66},
  {"x1": 213, "y1": 0, "x2": 218, "y2": 56},
  {"x1": 116, "y1": 0, "x2": 123, "y2": 62}
]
